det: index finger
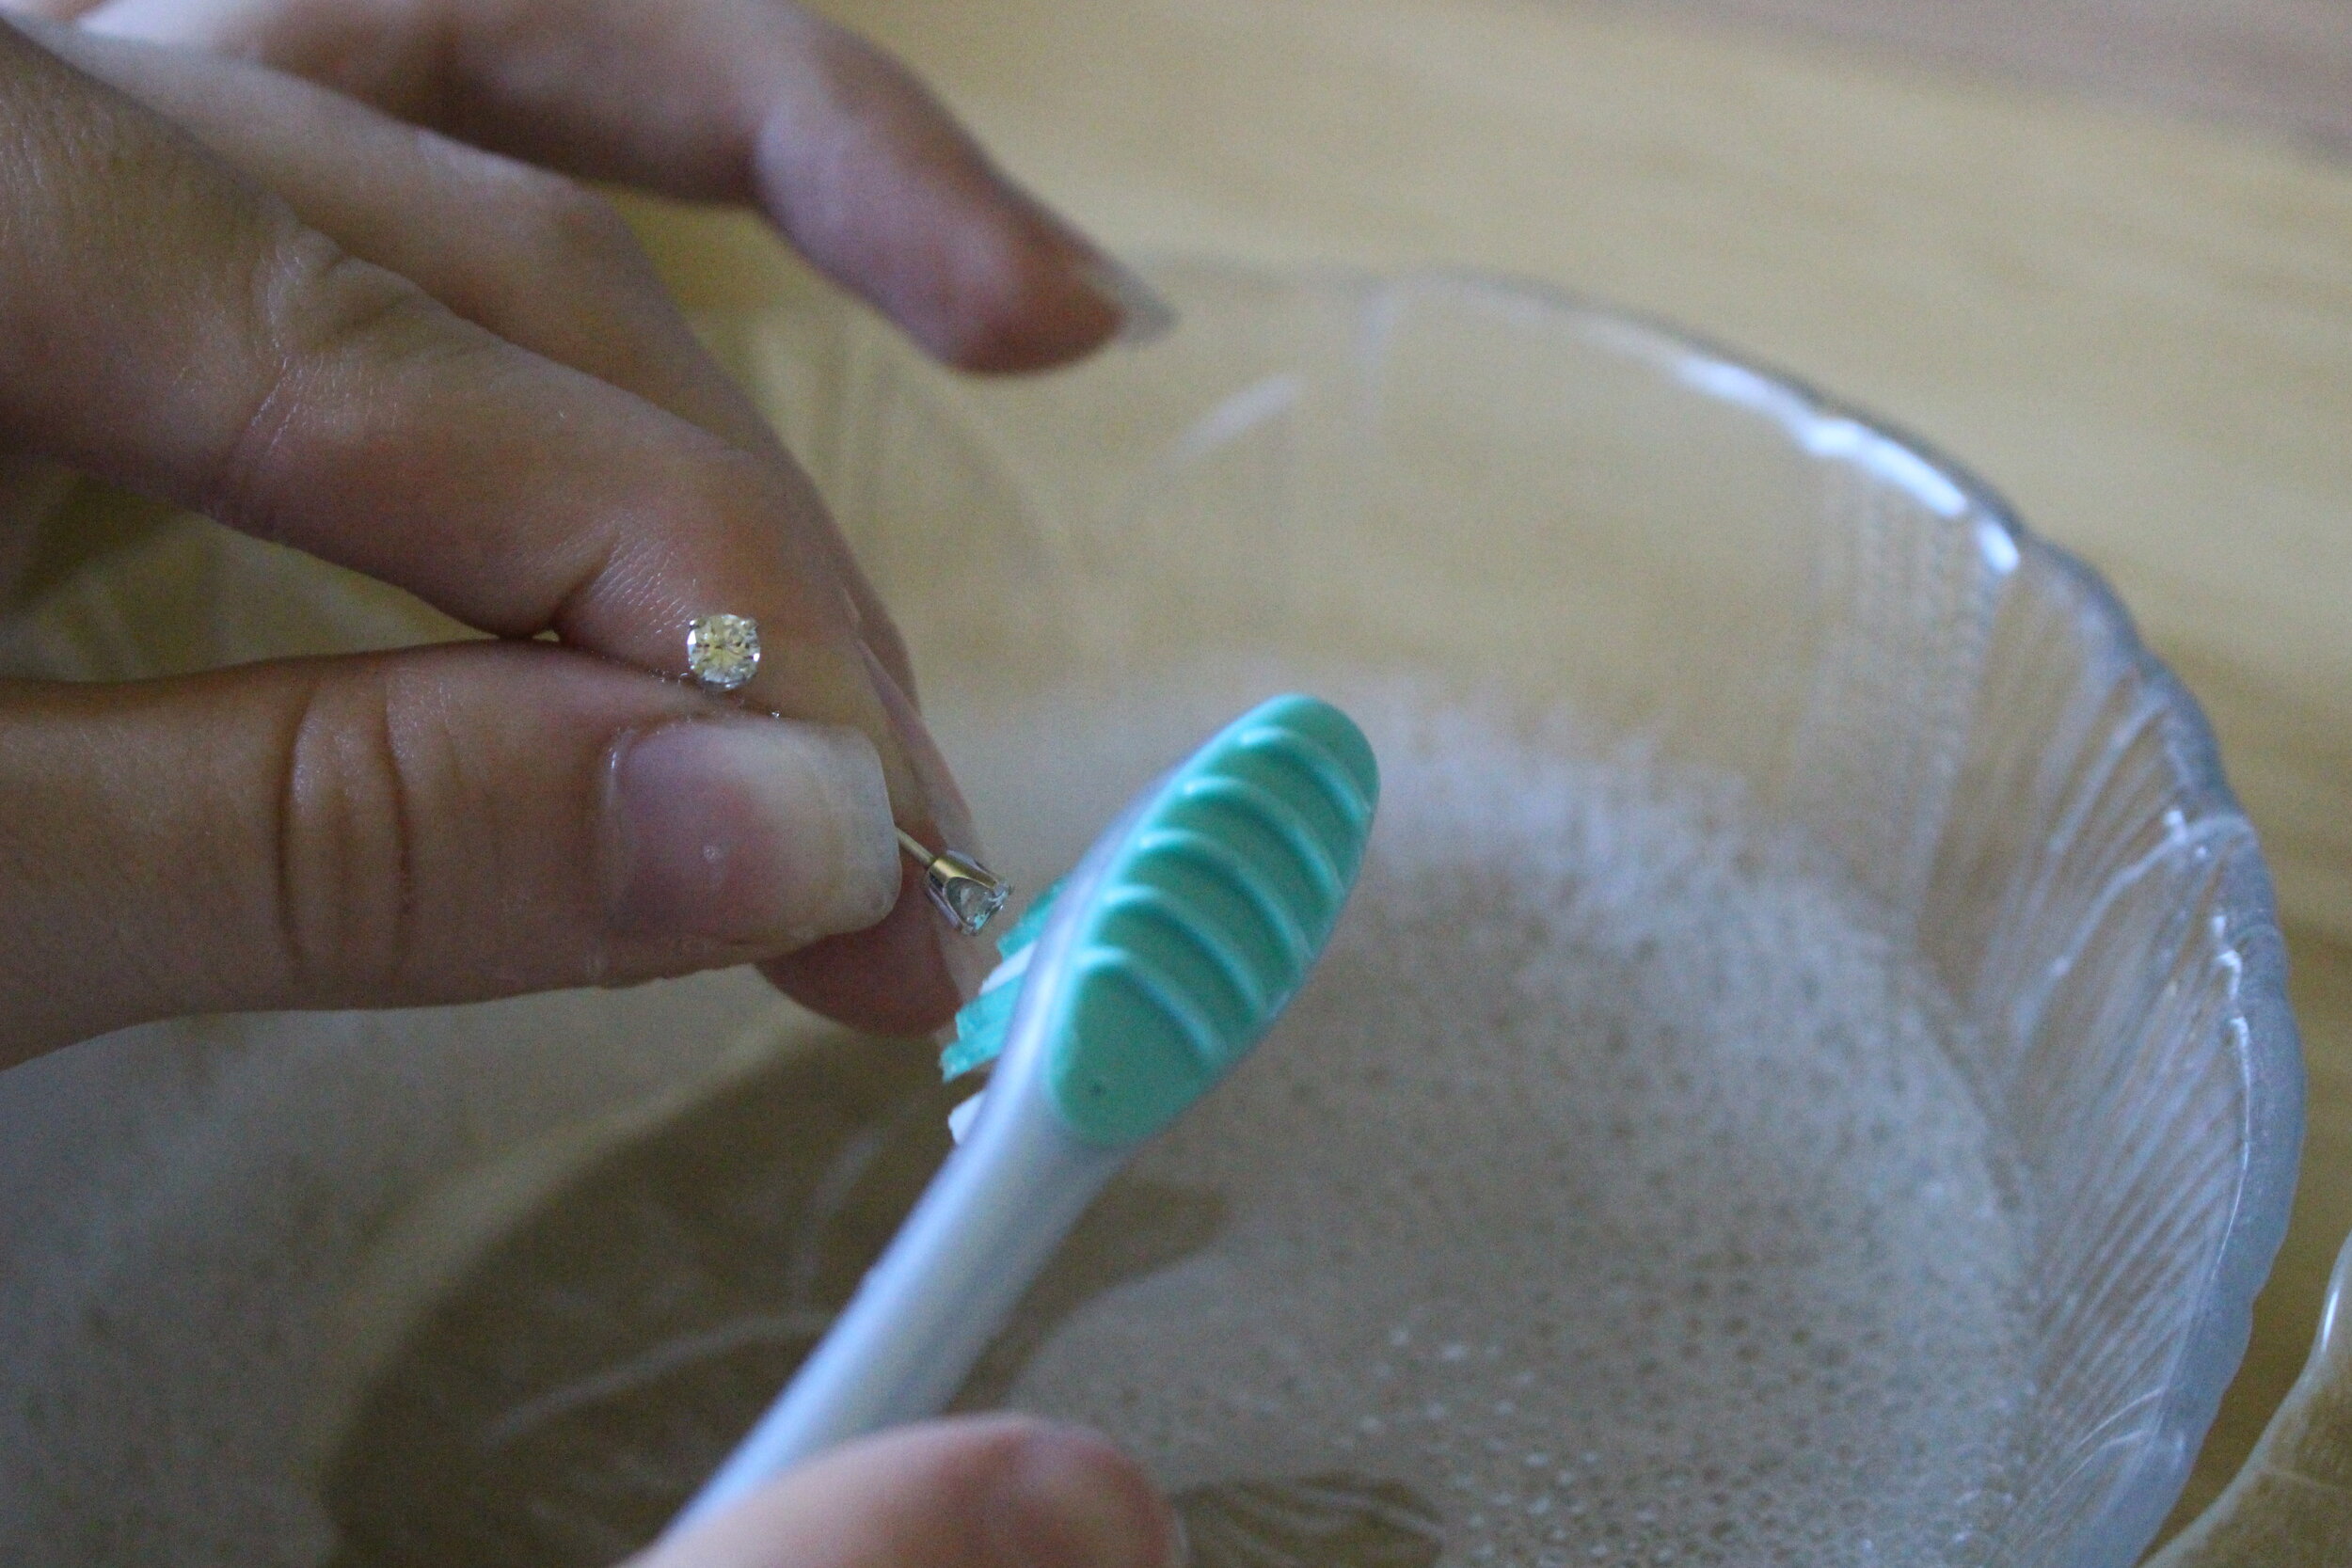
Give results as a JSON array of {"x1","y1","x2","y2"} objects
[{"x1": 0, "y1": 22, "x2": 975, "y2": 1028}]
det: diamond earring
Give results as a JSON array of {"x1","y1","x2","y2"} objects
[
  {"x1": 897, "y1": 830, "x2": 1011, "y2": 936},
  {"x1": 686, "y1": 613, "x2": 761, "y2": 691},
  {"x1": 686, "y1": 613, "x2": 1006, "y2": 935}
]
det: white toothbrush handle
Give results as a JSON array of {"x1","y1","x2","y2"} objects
[{"x1": 667, "y1": 1084, "x2": 1125, "y2": 1537}]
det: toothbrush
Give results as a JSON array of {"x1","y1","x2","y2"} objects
[{"x1": 668, "y1": 693, "x2": 1378, "y2": 1535}]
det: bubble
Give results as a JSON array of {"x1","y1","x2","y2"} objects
[{"x1": 993, "y1": 684, "x2": 2030, "y2": 1567}]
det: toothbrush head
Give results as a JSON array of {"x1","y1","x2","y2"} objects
[{"x1": 942, "y1": 694, "x2": 1378, "y2": 1148}]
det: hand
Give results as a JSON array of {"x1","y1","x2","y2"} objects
[
  {"x1": 636, "y1": 1418, "x2": 1183, "y2": 1568},
  {"x1": 0, "y1": 7, "x2": 1152, "y2": 1060},
  {"x1": 11, "y1": 0, "x2": 1165, "y2": 371}
]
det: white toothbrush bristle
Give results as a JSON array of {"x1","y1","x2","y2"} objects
[
  {"x1": 979, "y1": 944, "x2": 1032, "y2": 994},
  {"x1": 946, "y1": 1091, "x2": 987, "y2": 1145}
]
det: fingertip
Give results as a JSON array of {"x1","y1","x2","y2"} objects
[
  {"x1": 746, "y1": 24, "x2": 1146, "y2": 374},
  {"x1": 915, "y1": 214, "x2": 1128, "y2": 374},
  {"x1": 639, "y1": 1416, "x2": 1179, "y2": 1568},
  {"x1": 986, "y1": 1420, "x2": 1184, "y2": 1568},
  {"x1": 784, "y1": 152, "x2": 1127, "y2": 373},
  {"x1": 608, "y1": 716, "x2": 899, "y2": 948},
  {"x1": 1079, "y1": 252, "x2": 1179, "y2": 350},
  {"x1": 758, "y1": 859, "x2": 967, "y2": 1035},
  {"x1": 902, "y1": 194, "x2": 1178, "y2": 372}
]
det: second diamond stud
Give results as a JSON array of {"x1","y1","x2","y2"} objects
[{"x1": 897, "y1": 829, "x2": 1010, "y2": 936}]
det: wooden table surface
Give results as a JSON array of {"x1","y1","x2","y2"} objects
[
  {"x1": 1605, "y1": 0, "x2": 2352, "y2": 156},
  {"x1": 629, "y1": 0, "x2": 2352, "y2": 1543}
]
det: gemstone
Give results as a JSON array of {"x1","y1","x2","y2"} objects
[
  {"x1": 685, "y1": 613, "x2": 760, "y2": 691},
  {"x1": 925, "y1": 849, "x2": 1011, "y2": 936}
]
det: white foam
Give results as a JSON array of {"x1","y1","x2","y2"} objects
[{"x1": 986, "y1": 687, "x2": 2031, "y2": 1566}]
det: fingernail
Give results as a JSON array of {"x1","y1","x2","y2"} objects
[
  {"x1": 1078, "y1": 253, "x2": 1179, "y2": 347},
  {"x1": 991, "y1": 1427, "x2": 1183, "y2": 1568},
  {"x1": 859, "y1": 642, "x2": 977, "y2": 850},
  {"x1": 608, "y1": 718, "x2": 899, "y2": 947},
  {"x1": 852, "y1": 644, "x2": 996, "y2": 1001}
]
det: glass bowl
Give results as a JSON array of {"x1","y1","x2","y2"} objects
[{"x1": 0, "y1": 262, "x2": 2302, "y2": 1568}]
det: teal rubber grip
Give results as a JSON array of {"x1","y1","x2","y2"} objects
[{"x1": 1035, "y1": 694, "x2": 1378, "y2": 1147}]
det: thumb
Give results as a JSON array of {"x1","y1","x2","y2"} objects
[
  {"x1": 636, "y1": 1417, "x2": 1181, "y2": 1568},
  {"x1": 0, "y1": 641, "x2": 900, "y2": 1060}
]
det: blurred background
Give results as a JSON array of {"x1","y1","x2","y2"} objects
[{"x1": 1604, "y1": 0, "x2": 2350, "y2": 153}]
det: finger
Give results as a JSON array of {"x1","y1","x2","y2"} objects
[
  {"x1": 635, "y1": 1416, "x2": 1181, "y2": 1568},
  {"x1": 25, "y1": 17, "x2": 916, "y2": 697},
  {"x1": 0, "y1": 642, "x2": 903, "y2": 1064},
  {"x1": 764, "y1": 647, "x2": 988, "y2": 1024},
  {"x1": 0, "y1": 21, "x2": 972, "y2": 1032},
  {"x1": 58, "y1": 0, "x2": 1168, "y2": 370}
]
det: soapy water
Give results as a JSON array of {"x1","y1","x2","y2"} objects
[
  {"x1": 975, "y1": 692, "x2": 2031, "y2": 1565},
  {"x1": 322, "y1": 686, "x2": 2030, "y2": 1567}
]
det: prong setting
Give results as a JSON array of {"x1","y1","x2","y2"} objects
[{"x1": 898, "y1": 829, "x2": 1011, "y2": 936}]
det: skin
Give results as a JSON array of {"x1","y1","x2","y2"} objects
[
  {"x1": 0, "y1": 0, "x2": 1132, "y2": 1052},
  {"x1": 0, "y1": 3, "x2": 1177, "y2": 1559},
  {"x1": 639, "y1": 1416, "x2": 1183, "y2": 1568}
]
